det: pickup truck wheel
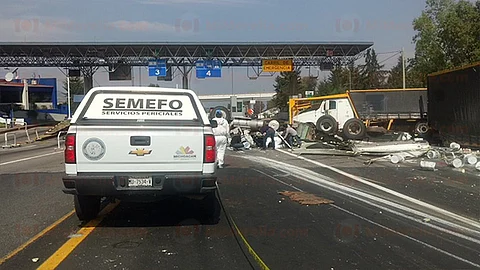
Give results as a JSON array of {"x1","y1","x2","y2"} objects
[
  {"x1": 74, "y1": 195, "x2": 101, "y2": 221},
  {"x1": 342, "y1": 118, "x2": 367, "y2": 140},
  {"x1": 316, "y1": 115, "x2": 338, "y2": 135},
  {"x1": 415, "y1": 121, "x2": 429, "y2": 135}
]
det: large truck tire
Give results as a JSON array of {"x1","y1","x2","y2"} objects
[
  {"x1": 342, "y1": 118, "x2": 367, "y2": 140},
  {"x1": 316, "y1": 115, "x2": 338, "y2": 135},
  {"x1": 74, "y1": 195, "x2": 101, "y2": 221},
  {"x1": 209, "y1": 106, "x2": 231, "y2": 122},
  {"x1": 415, "y1": 121, "x2": 429, "y2": 135}
]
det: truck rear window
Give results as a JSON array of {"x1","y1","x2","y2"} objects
[{"x1": 76, "y1": 90, "x2": 202, "y2": 125}]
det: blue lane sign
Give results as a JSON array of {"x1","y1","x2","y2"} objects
[
  {"x1": 195, "y1": 59, "x2": 222, "y2": 78},
  {"x1": 148, "y1": 59, "x2": 167, "y2": 77}
]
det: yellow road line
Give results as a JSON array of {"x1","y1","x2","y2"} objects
[
  {"x1": 0, "y1": 210, "x2": 75, "y2": 265},
  {"x1": 230, "y1": 218, "x2": 270, "y2": 270},
  {"x1": 38, "y1": 201, "x2": 119, "y2": 270}
]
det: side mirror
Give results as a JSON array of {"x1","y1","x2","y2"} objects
[{"x1": 210, "y1": 119, "x2": 218, "y2": 128}]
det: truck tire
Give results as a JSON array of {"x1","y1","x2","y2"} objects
[
  {"x1": 316, "y1": 115, "x2": 338, "y2": 135},
  {"x1": 415, "y1": 121, "x2": 429, "y2": 135},
  {"x1": 342, "y1": 118, "x2": 367, "y2": 140},
  {"x1": 74, "y1": 195, "x2": 101, "y2": 221},
  {"x1": 209, "y1": 106, "x2": 231, "y2": 122}
]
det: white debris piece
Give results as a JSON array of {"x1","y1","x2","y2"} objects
[
  {"x1": 390, "y1": 154, "x2": 405, "y2": 164},
  {"x1": 463, "y1": 154, "x2": 478, "y2": 165},
  {"x1": 452, "y1": 158, "x2": 464, "y2": 168},
  {"x1": 450, "y1": 142, "x2": 461, "y2": 151},
  {"x1": 420, "y1": 160, "x2": 437, "y2": 171},
  {"x1": 426, "y1": 150, "x2": 440, "y2": 159},
  {"x1": 32, "y1": 258, "x2": 39, "y2": 263}
]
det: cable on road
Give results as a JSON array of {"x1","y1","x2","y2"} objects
[{"x1": 215, "y1": 183, "x2": 270, "y2": 270}]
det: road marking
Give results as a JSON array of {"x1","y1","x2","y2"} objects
[
  {"x1": 215, "y1": 184, "x2": 270, "y2": 270},
  {"x1": 230, "y1": 218, "x2": 270, "y2": 270},
  {"x1": 332, "y1": 205, "x2": 480, "y2": 269},
  {"x1": 0, "y1": 210, "x2": 75, "y2": 265},
  {"x1": 276, "y1": 149, "x2": 480, "y2": 231},
  {"x1": 38, "y1": 201, "x2": 119, "y2": 270},
  {"x1": 0, "y1": 151, "x2": 62, "y2": 166},
  {"x1": 248, "y1": 155, "x2": 480, "y2": 240},
  {"x1": 255, "y1": 167, "x2": 480, "y2": 268},
  {"x1": 244, "y1": 156, "x2": 480, "y2": 267}
]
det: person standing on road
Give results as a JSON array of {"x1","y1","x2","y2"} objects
[{"x1": 212, "y1": 110, "x2": 229, "y2": 168}]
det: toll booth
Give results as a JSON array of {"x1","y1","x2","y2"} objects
[{"x1": 0, "y1": 78, "x2": 57, "y2": 112}]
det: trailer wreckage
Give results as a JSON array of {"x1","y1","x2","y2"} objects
[{"x1": 218, "y1": 85, "x2": 480, "y2": 174}]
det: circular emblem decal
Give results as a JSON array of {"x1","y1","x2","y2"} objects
[{"x1": 82, "y1": 138, "x2": 106, "y2": 161}]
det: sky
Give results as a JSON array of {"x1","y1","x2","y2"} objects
[{"x1": 0, "y1": 0, "x2": 428, "y2": 101}]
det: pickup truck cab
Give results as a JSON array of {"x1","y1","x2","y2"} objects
[{"x1": 62, "y1": 87, "x2": 218, "y2": 221}]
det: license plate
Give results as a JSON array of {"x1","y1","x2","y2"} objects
[{"x1": 128, "y1": 176, "x2": 153, "y2": 187}]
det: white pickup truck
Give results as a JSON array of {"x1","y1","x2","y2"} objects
[{"x1": 62, "y1": 87, "x2": 218, "y2": 221}]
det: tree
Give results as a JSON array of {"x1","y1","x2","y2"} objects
[
  {"x1": 386, "y1": 56, "x2": 404, "y2": 88},
  {"x1": 411, "y1": 0, "x2": 480, "y2": 84},
  {"x1": 359, "y1": 48, "x2": 385, "y2": 89},
  {"x1": 316, "y1": 63, "x2": 362, "y2": 96},
  {"x1": 271, "y1": 70, "x2": 302, "y2": 111},
  {"x1": 62, "y1": 77, "x2": 84, "y2": 98},
  {"x1": 300, "y1": 76, "x2": 318, "y2": 95}
]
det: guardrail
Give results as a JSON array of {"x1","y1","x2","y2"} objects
[
  {"x1": 57, "y1": 131, "x2": 67, "y2": 149},
  {"x1": 2, "y1": 133, "x2": 19, "y2": 148},
  {"x1": 24, "y1": 125, "x2": 31, "y2": 143}
]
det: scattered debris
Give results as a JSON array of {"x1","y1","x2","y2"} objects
[
  {"x1": 31, "y1": 258, "x2": 39, "y2": 263},
  {"x1": 279, "y1": 191, "x2": 334, "y2": 205},
  {"x1": 227, "y1": 117, "x2": 480, "y2": 175},
  {"x1": 420, "y1": 160, "x2": 437, "y2": 171}
]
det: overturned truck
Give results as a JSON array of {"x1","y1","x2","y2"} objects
[
  {"x1": 289, "y1": 88, "x2": 428, "y2": 140},
  {"x1": 427, "y1": 62, "x2": 480, "y2": 148}
]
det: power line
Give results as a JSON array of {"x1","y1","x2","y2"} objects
[{"x1": 379, "y1": 52, "x2": 402, "y2": 65}]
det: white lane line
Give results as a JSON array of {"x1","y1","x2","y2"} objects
[
  {"x1": 254, "y1": 168, "x2": 303, "y2": 192},
  {"x1": 249, "y1": 160, "x2": 480, "y2": 268},
  {"x1": 331, "y1": 205, "x2": 480, "y2": 269},
  {"x1": 276, "y1": 149, "x2": 480, "y2": 230},
  {"x1": 0, "y1": 152, "x2": 62, "y2": 166},
  {"x1": 244, "y1": 156, "x2": 480, "y2": 241}
]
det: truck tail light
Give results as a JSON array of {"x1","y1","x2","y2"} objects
[
  {"x1": 65, "y1": 134, "x2": 76, "y2": 164},
  {"x1": 204, "y1": 134, "x2": 216, "y2": 163}
]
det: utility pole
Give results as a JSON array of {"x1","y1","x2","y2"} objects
[
  {"x1": 231, "y1": 68, "x2": 234, "y2": 95},
  {"x1": 402, "y1": 47, "x2": 406, "y2": 89},
  {"x1": 67, "y1": 76, "x2": 71, "y2": 119}
]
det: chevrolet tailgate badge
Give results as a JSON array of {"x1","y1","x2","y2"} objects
[{"x1": 129, "y1": 148, "x2": 152, "y2": 156}]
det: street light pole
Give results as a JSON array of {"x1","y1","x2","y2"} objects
[
  {"x1": 67, "y1": 76, "x2": 71, "y2": 119},
  {"x1": 402, "y1": 47, "x2": 406, "y2": 89}
]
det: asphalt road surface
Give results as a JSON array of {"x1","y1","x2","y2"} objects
[{"x1": 0, "y1": 140, "x2": 479, "y2": 269}]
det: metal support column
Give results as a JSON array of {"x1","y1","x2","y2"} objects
[
  {"x1": 80, "y1": 66, "x2": 98, "y2": 93},
  {"x1": 182, "y1": 66, "x2": 189, "y2": 89}
]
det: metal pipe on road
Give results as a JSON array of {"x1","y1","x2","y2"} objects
[{"x1": 230, "y1": 119, "x2": 265, "y2": 131}]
